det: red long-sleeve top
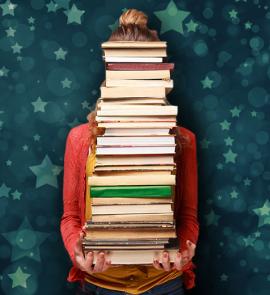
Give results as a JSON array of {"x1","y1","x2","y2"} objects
[{"x1": 60, "y1": 123, "x2": 199, "y2": 290}]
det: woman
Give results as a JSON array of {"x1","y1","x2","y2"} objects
[{"x1": 61, "y1": 9, "x2": 199, "y2": 295}]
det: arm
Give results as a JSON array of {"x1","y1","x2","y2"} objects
[
  {"x1": 175, "y1": 128, "x2": 199, "y2": 251},
  {"x1": 60, "y1": 129, "x2": 82, "y2": 266}
]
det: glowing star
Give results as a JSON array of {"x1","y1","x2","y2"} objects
[
  {"x1": 220, "y1": 120, "x2": 231, "y2": 130},
  {"x1": 0, "y1": 0, "x2": 17, "y2": 16},
  {"x1": 223, "y1": 149, "x2": 237, "y2": 164},
  {"x1": 29, "y1": 155, "x2": 63, "y2": 189},
  {"x1": 54, "y1": 47, "x2": 67, "y2": 60},
  {"x1": 201, "y1": 76, "x2": 214, "y2": 89},
  {"x1": 2, "y1": 218, "x2": 49, "y2": 262},
  {"x1": 64, "y1": 4, "x2": 85, "y2": 25},
  {"x1": 61, "y1": 77, "x2": 72, "y2": 88},
  {"x1": 31, "y1": 97, "x2": 48, "y2": 113},
  {"x1": 8, "y1": 267, "x2": 31, "y2": 288},
  {"x1": 253, "y1": 200, "x2": 270, "y2": 227},
  {"x1": 154, "y1": 0, "x2": 190, "y2": 34},
  {"x1": 185, "y1": 19, "x2": 198, "y2": 32}
]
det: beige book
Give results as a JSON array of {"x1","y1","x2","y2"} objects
[
  {"x1": 106, "y1": 70, "x2": 170, "y2": 80},
  {"x1": 97, "y1": 122, "x2": 177, "y2": 128},
  {"x1": 96, "y1": 145, "x2": 176, "y2": 155},
  {"x1": 99, "y1": 97, "x2": 166, "y2": 105},
  {"x1": 96, "y1": 116, "x2": 176, "y2": 122},
  {"x1": 102, "y1": 128, "x2": 172, "y2": 136},
  {"x1": 101, "y1": 41, "x2": 167, "y2": 48},
  {"x1": 97, "y1": 136, "x2": 175, "y2": 146},
  {"x1": 95, "y1": 155, "x2": 175, "y2": 166},
  {"x1": 91, "y1": 212, "x2": 174, "y2": 223},
  {"x1": 94, "y1": 165, "x2": 175, "y2": 172},
  {"x1": 103, "y1": 48, "x2": 167, "y2": 57},
  {"x1": 88, "y1": 174, "x2": 176, "y2": 186},
  {"x1": 105, "y1": 79, "x2": 173, "y2": 88},
  {"x1": 91, "y1": 197, "x2": 173, "y2": 206}
]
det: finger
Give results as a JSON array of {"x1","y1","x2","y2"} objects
[
  {"x1": 93, "y1": 252, "x2": 105, "y2": 273},
  {"x1": 74, "y1": 232, "x2": 84, "y2": 259},
  {"x1": 172, "y1": 251, "x2": 182, "y2": 271},
  {"x1": 161, "y1": 251, "x2": 171, "y2": 271},
  {"x1": 186, "y1": 240, "x2": 196, "y2": 259},
  {"x1": 84, "y1": 251, "x2": 94, "y2": 271},
  {"x1": 102, "y1": 257, "x2": 112, "y2": 272},
  {"x1": 153, "y1": 259, "x2": 163, "y2": 270}
]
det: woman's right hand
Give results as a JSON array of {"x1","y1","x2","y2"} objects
[{"x1": 74, "y1": 231, "x2": 112, "y2": 274}]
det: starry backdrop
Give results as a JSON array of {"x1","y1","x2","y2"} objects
[{"x1": 0, "y1": 0, "x2": 269, "y2": 294}]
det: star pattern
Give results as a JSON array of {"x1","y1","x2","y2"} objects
[
  {"x1": 64, "y1": 4, "x2": 85, "y2": 25},
  {"x1": 8, "y1": 266, "x2": 31, "y2": 288}
]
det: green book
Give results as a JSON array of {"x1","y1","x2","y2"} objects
[{"x1": 90, "y1": 185, "x2": 172, "y2": 198}]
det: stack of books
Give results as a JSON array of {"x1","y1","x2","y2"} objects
[{"x1": 82, "y1": 41, "x2": 179, "y2": 265}]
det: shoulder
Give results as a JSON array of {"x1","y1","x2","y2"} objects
[
  {"x1": 66, "y1": 123, "x2": 89, "y2": 142},
  {"x1": 175, "y1": 125, "x2": 197, "y2": 147}
]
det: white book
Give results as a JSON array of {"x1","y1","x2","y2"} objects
[
  {"x1": 96, "y1": 145, "x2": 176, "y2": 155},
  {"x1": 103, "y1": 128, "x2": 171, "y2": 136},
  {"x1": 104, "y1": 56, "x2": 163, "y2": 63},
  {"x1": 106, "y1": 79, "x2": 173, "y2": 88},
  {"x1": 97, "y1": 136, "x2": 175, "y2": 146}
]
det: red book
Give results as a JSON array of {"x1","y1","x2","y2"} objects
[{"x1": 106, "y1": 63, "x2": 175, "y2": 71}]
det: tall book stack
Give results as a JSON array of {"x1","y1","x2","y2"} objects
[{"x1": 82, "y1": 41, "x2": 179, "y2": 264}]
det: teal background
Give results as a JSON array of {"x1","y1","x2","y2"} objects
[{"x1": 0, "y1": 0, "x2": 270, "y2": 294}]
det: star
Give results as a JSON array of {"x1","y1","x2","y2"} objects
[
  {"x1": 61, "y1": 77, "x2": 72, "y2": 88},
  {"x1": 230, "y1": 190, "x2": 238, "y2": 199},
  {"x1": 185, "y1": 19, "x2": 198, "y2": 32},
  {"x1": 243, "y1": 235, "x2": 256, "y2": 247},
  {"x1": 253, "y1": 200, "x2": 270, "y2": 216},
  {"x1": 220, "y1": 120, "x2": 231, "y2": 130},
  {"x1": 200, "y1": 138, "x2": 210, "y2": 149},
  {"x1": 230, "y1": 106, "x2": 241, "y2": 117},
  {"x1": 0, "y1": 183, "x2": 11, "y2": 198},
  {"x1": 229, "y1": 9, "x2": 238, "y2": 19},
  {"x1": 29, "y1": 155, "x2": 63, "y2": 188},
  {"x1": 216, "y1": 163, "x2": 224, "y2": 170},
  {"x1": 81, "y1": 100, "x2": 90, "y2": 109},
  {"x1": 243, "y1": 177, "x2": 251, "y2": 186},
  {"x1": 28, "y1": 17, "x2": 35, "y2": 24},
  {"x1": 223, "y1": 149, "x2": 237, "y2": 164},
  {"x1": 224, "y1": 136, "x2": 234, "y2": 146},
  {"x1": 220, "y1": 273, "x2": 228, "y2": 281},
  {"x1": 30, "y1": 25, "x2": 35, "y2": 31},
  {"x1": 64, "y1": 4, "x2": 85, "y2": 25},
  {"x1": 6, "y1": 160, "x2": 12, "y2": 166},
  {"x1": 33, "y1": 134, "x2": 40, "y2": 141},
  {"x1": 31, "y1": 97, "x2": 48, "y2": 113},
  {"x1": 245, "y1": 21, "x2": 252, "y2": 30},
  {"x1": 11, "y1": 42, "x2": 22, "y2": 54},
  {"x1": 6, "y1": 27, "x2": 16, "y2": 37},
  {"x1": 54, "y1": 47, "x2": 67, "y2": 60},
  {"x1": 251, "y1": 111, "x2": 257, "y2": 117},
  {"x1": 0, "y1": 0, "x2": 17, "y2": 16},
  {"x1": 2, "y1": 218, "x2": 49, "y2": 262},
  {"x1": 8, "y1": 267, "x2": 31, "y2": 288},
  {"x1": 46, "y1": 1, "x2": 58, "y2": 12},
  {"x1": 205, "y1": 209, "x2": 221, "y2": 226},
  {"x1": 22, "y1": 145, "x2": 29, "y2": 151},
  {"x1": 109, "y1": 19, "x2": 119, "y2": 32},
  {"x1": 11, "y1": 190, "x2": 22, "y2": 200},
  {"x1": 0, "y1": 66, "x2": 9, "y2": 77},
  {"x1": 154, "y1": 0, "x2": 190, "y2": 35},
  {"x1": 254, "y1": 231, "x2": 261, "y2": 238},
  {"x1": 201, "y1": 76, "x2": 214, "y2": 89}
]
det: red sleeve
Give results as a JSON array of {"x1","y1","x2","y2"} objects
[
  {"x1": 60, "y1": 129, "x2": 82, "y2": 266},
  {"x1": 174, "y1": 127, "x2": 200, "y2": 289}
]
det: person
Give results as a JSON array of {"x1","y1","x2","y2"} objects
[{"x1": 60, "y1": 8, "x2": 199, "y2": 295}]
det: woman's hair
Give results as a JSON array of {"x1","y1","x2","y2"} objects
[{"x1": 87, "y1": 9, "x2": 160, "y2": 150}]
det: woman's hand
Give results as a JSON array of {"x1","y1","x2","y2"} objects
[
  {"x1": 152, "y1": 240, "x2": 196, "y2": 271},
  {"x1": 73, "y1": 231, "x2": 112, "y2": 274}
]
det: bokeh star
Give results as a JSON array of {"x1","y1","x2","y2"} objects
[{"x1": 8, "y1": 266, "x2": 31, "y2": 288}]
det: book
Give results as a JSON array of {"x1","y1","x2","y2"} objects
[
  {"x1": 104, "y1": 57, "x2": 163, "y2": 63},
  {"x1": 106, "y1": 70, "x2": 171, "y2": 80},
  {"x1": 96, "y1": 146, "x2": 176, "y2": 155},
  {"x1": 91, "y1": 213, "x2": 174, "y2": 223},
  {"x1": 103, "y1": 48, "x2": 167, "y2": 57},
  {"x1": 100, "y1": 84, "x2": 167, "y2": 98},
  {"x1": 90, "y1": 185, "x2": 173, "y2": 198},
  {"x1": 105, "y1": 79, "x2": 173, "y2": 88},
  {"x1": 91, "y1": 203, "x2": 173, "y2": 215},
  {"x1": 95, "y1": 155, "x2": 175, "y2": 166},
  {"x1": 84, "y1": 228, "x2": 177, "y2": 240},
  {"x1": 96, "y1": 116, "x2": 176, "y2": 122},
  {"x1": 101, "y1": 41, "x2": 167, "y2": 48},
  {"x1": 106, "y1": 63, "x2": 174, "y2": 71},
  {"x1": 101, "y1": 128, "x2": 172, "y2": 136},
  {"x1": 97, "y1": 122, "x2": 177, "y2": 128},
  {"x1": 99, "y1": 97, "x2": 167, "y2": 105},
  {"x1": 91, "y1": 197, "x2": 173, "y2": 205},
  {"x1": 97, "y1": 136, "x2": 175, "y2": 146},
  {"x1": 94, "y1": 165, "x2": 175, "y2": 172}
]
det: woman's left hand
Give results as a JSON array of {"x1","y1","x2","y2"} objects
[{"x1": 152, "y1": 240, "x2": 196, "y2": 271}]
